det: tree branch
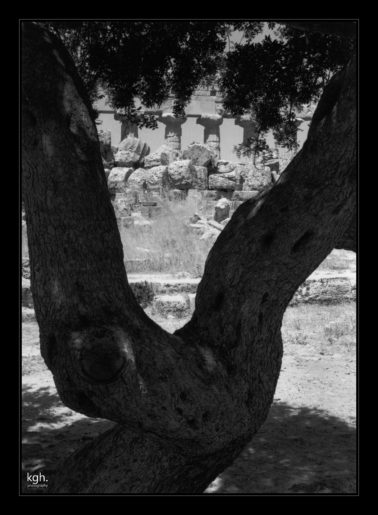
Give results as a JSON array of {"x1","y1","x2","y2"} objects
[
  {"x1": 335, "y1": 206, "x2": 356, "y2": 252},
  {"x1": 178, "y1": 52, "x2": 356, "y2": 383},
  {"x1": 22, "y1": 22, "x2": 252, "y2": 455}
]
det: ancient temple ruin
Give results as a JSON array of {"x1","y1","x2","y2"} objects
[
  {"x1": 93, "y1": 88, "x2": 315, "y2": 276},
  {"x1": 95, "y1": 88, "x2": 313, "y2": 162}
]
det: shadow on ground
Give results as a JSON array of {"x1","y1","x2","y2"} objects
[
  {"x1": 22, "y1": 385, "x2": 356, "y2": 495},
  {"x1": 207, "y1": 402, "x2": 356, "y2": 494},
  {"x1": 21, "y1": 384, "x2": 114, "y2": 494}
]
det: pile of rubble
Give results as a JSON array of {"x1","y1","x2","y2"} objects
[
  {"x1": 186, "y1": 197, "x2": 231, "y2": 244},
  {"x1": 98, "y1": 130, "x2": 282, "y2": 226},
  {"x1": 101, "y1": 132, "x2": 280, "y2": 195}
]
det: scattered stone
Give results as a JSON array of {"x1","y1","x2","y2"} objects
[
  {"x1": 220, "y1": 217, "x2": 231, "y2": 226},
  {"x1": 167, "y1": 160, "x2": 197, "y2": 190},
  {"x1": 193, "y1": 166, "x2": 208, "y2": 190},
  {"x1": 207, "y1": 219, "x2": 224, "y2": 231},
  {"x1": 189, "y1": 222, "x2": 207, "y2": 236},
  {"x1": 189, "y1": 213, "x2": 201, "y2": 224},
  {"x1": 112, "y1": 195, "x2": 132, "y2": 217},
  {"x1": 182, "y1": 143, "x2": 217, "y2": 167},
  {"x1": 114, "y1": 136, "x2": 150, "y2": 167},
  {"x1": 127, "y1": 166, "x2": 170, "y2": 191},
  {"x1": 107, "y1": 167, "x2": 134, "y2": 194},
  {"x1": 241, "y1": 166, "x2": 273, "y2": 191},
  {"x1": 144, "y1": 144, "x2": 181, "y2": 168},
  {"x1": 208, "y1": 172, "x2": 237, "y2": 191},
  {"x1": 216, "y1": 160, "x2": 236, "y2": 174},
  {"x1": 232, "y1": 190, "x2": 260, "y2": 201},
  {"x1": 214, "y1": 197, "x2": 230, "y2": 223}
]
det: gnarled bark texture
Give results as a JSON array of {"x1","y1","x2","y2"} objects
[{"x1": 21, "y1": 22, "x2": 356, "y2": 493}]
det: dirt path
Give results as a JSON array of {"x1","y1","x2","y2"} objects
[{"x1": 22, "y1": 303, "x2": 356, "y2": 494}]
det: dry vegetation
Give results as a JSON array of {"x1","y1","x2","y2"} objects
[{"x1": 119, "y1": 196, "x2": 215, "y2": 276}]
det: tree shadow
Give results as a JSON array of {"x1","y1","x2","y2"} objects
[
  {"x1": 22, "y1": 385, "x2": 356, "y2": 495},
  {"x1": 21, "y1": 383, "x2": 114, "y2": 494},
  {"x1": 207, "y1": 402, "x2": 356, "y2": 494}
]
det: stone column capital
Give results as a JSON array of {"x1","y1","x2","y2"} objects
[
  {"x1": 235, "y1": 114, "x2": 256, "y2": 128},
  {"x1": 143, "y1": 108, "x2": 163, "y2": 118},
  {"x1": 114, "y1": 111, "x2": 139, "y2": 140},
  {"x1": 196, "y1": 113, "x2": 223, "y2": 127},
  {"x1": 114, "y1": 108, "x2": 138, "y2": 122},
  {"x1": 196, "y1": 114, "x2": 222, "y2": 159},
  {"x1": 235, "y1": 115, "x2": 257, "y2": 154},
  {"x1": 159, "y1": 112, "x2": 186, "y2": 151},
  {"x1": 159, "y1": 112, "x2": 187, "y2": 125}
]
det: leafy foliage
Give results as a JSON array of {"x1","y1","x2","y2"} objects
[
  {"x1": 220, "y1": 24, "x2": 353, "y2": 150},
  {"x1": 45, "y1": 21, "x2": 228, "y2": 127},
  {"x1": 43, "y1": 20, "x2": 354, "y2": 151}
]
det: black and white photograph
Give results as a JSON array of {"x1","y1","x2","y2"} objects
[{"x1": 20, "y1": 19, "x2": 358, "y2": 496}]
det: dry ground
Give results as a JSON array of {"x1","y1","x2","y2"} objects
[{"x1": 22, "y1": 302, "x2": 356, "y2": 495}]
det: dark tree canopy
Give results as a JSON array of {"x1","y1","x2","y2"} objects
[{"x1": 44, "y1": 20, "x2": 355, "y2": 152}]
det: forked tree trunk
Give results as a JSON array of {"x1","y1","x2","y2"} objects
[{"x1": 21, "y1": 23, "x2": 356, "y2": 493}]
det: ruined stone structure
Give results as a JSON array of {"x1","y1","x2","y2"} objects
[
  {"x1": 96, "y1": 87, "x2": 314, "y2": 236},
  {"x1": 95, "y1": 88, "x2": 313, "y2": 163},
  {"x1": 21, "y1": 91, "x2": 353, "y2": 322}
]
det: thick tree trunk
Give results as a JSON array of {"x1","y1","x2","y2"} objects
[
  {"x1": 335, "y1": 206, "x2": 356, "y2": 252},
  {"x1": 22, "y1": 23, "x2": 356, "y2": 493}
]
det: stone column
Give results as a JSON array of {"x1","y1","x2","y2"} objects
[
  {"x1": 196, "y1": 114, "x2": 223, "y2": 158},
  {"x1": 235, "y1": 114, "x2": 257, "y2": 146},
  {"x1": 114, "y1": 110, "x2": 139, "y2": 141},
  {"x1": 159, "y1": 112, "x2": 186, "y2": 151}
]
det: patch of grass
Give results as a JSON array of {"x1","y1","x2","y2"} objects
[
  {"x1": 119, "y1": 196, "x2": 214, "y2": 277},
  {"x1": 317, "y1": 250, "x2": 356, "y2": 272},
  {"x1": 283, "y1": 303, "x2": 356, "y2": 352},
  {"x1": 324, "y1": 318, "x2": 356, "y2": 348}
]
